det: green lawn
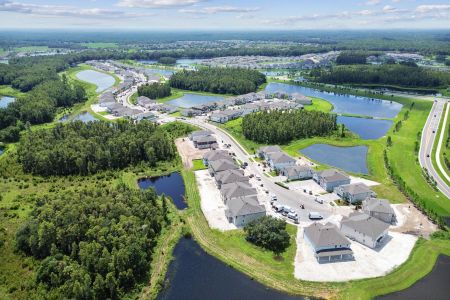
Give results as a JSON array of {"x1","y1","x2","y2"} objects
[
  {"x1": 192, "y1": 159, "x2": 207, "y2": 171},
  {"x1": 0, "y1": 85, "x2": 25, "y2": 98},
  {"x1": 304, "y1": 96, "x2": 334, "y2": 113},
  {"x1": 81, "y1": 42, "x2": 118, "y2": 49},
  {"x1": 130, "y1": 91, "x2": 138, "y2": 104},
  {"x1": 13, "y1": 46, "x2": 49, "y2": 53}
]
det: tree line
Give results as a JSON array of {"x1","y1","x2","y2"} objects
[
  {"x1": 17, "y1": 120, "x2": 177, "y2": 176},
  {"x1": 0, "y1": 75, "x2": 86, "y2": 143},
  {"x1": 137, "y1": 83, "x2": 171, "y2": 99},
  {"x1": 242, "y1": 110, "x2": 337, "y2": 144},
  {"x1": 16, "y1": 184, "x2": 168, "y2": 299},
  {"x1": 336, "y1": 51, "x2": 369, "y2": 64},
  {"x1": 313, "y1": 64, "x2": 450, "y2": 88},
  {"x1": 169, "y1": 68, "x2": 266, "y2": 95}
]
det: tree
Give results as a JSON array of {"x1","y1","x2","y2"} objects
[
  {"x1": 387, "y1": 136, "x2": 392, "y2": 147},
  {"x1": 244, "y1": 216, "x2": 290, "y2": 256}
]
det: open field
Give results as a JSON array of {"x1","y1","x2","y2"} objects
[
  {"x1": 81, "y1": 42, "x2": 119, "y2": 49},
  {"x1": 0, "y1": 85, "x2": 25, "y2": 98}
]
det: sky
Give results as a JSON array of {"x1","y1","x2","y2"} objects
[{"x1": 0, "y1": 0, "x2": 449, "y2": 30}]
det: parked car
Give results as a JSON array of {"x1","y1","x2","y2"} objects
[
  {"x1": 256, "y1": 175, "x2": 261, "y2": 181},
  {"x1": 287, "y1": 212, "x2": 298, "y2": 222},
  {"x1": 271, "y1": 194, "x2": 277, "y2": 201},
  {"x1": 243, "y1": 162, "x2": 248, "y2": 167},
  {"x1": 273, "y1": 203, "x2": 284, "y2": 212},
  {"x1": 249, "y1": 174, "x2": 254, "y2": 179},
  {"x1": 315, "y1": 197, "x2": 323, "y2": 204},
  {"x1": 309, "y1": 212, "x2": 323, "y2": 220},
  {"x1": 282, "y1": 206, "x2": 293, "y2": 216}
]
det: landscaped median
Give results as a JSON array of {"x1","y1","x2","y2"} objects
[{"x1": 180, "y1": 169, "x2": 450, "y2": 299}]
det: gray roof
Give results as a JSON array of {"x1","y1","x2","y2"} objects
[
  {"x1": 258, "y1": 145, "x2": 282, "y2": 154},
  {"x1": 196, "y1": 135, "x2": 217, "y2": 143},
  {"x1": 203, "y1": 150, "x2": 230, "y2": 161},
  {"x1": 341, "y1": 212, "x2": 389, "y2": 239},
  {"x1": 282, "y1": 165, "x2": 311, "y2": 177},
  {"x1": 215, "y1": 169, "x2": 248, "y2": 185},
  {"x1": 220, "y1": 181, "x2": 257, "y2": 199},
  {"x1": 209, "y1": 159, "x2": 238, "y2": 173},
  {"x1": 318, "y1": 169, "x2": 349, "y2": 183},
  {"x1": 339, "y1": 183, "x2": 372, "y2": 195},
  {"x1": 268, "y1": 151, "x2": 296, "y2": 164},
  {"x1": 190, "y1": 130, "x2": 211, "y2": 138},
  {"x1": 304, "y1": 222, "x2": 350, "y2": 249},
  {"x1": 363, "y1": 198, "x2": 395, "y2": 215},
  {"x1": 225, "y1": 195, "x2": 265, "y2": 218}
]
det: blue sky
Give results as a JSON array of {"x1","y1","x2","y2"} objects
[{"x1": 0, "y1": 0, "x2": 449, "y2": 29}]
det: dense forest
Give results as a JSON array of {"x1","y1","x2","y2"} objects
[
  {"x1": 0, "y1": 75, "x2": 86, "y2": 142},
  {"x1": 169, "y1": 68, "x2": 266, "y2": 95},
  {"x1": 242, "y1": 110, "x2": 337, "y2": 144},
  {"x1": 16, "y1": 184, "x2": 168, "y2": 299},
  {"x1": 17, "y1": 120, "x2": 176, "y2": 176},
  {"x1": 335, "y1": 52, "x2": 369, "y2": 64},
  {"x1": 314, "y1": 64, "x2": 450, "y2": 88},
  {"x1": 138, "y1": 83, "x2": 171, "y2": 99}
]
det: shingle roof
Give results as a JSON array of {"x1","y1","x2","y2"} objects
[
  {"x1": 215, "y1": 169, "x2": 248, "y2": 185},
  {"x1": 258, "y1": 145, "x2": 282, "y2": 154},
  {"x1": 225, "y1": 195, "x2": 265, "y2": 218},
  {"x1": 341, "y1": 212, "x2": 389, "y2": 240},
  {"x1": 220, "y1": 181, "x2": 257, "y2": 199},
  {"x1": 282, "y1": 165, "x2": 311, "y2": 177},
  {"x1": 190, "y1": 130, "x2": 211, "y2": 138},
  {"x1": 339, "y1": 183, "x2": 372, "y2": 195},
  {"x1": 209, "y1": 159, "x2": 238, "y2": 173},
  {"x1": 318, "y1": 169, "x2": 349, "y2": 182},
  {"x1": 363, "y1": 198, "x2": 395, "y2": 215},
  {"x1": 304, "y1": 222, "x2": 350, "y2": 249},
  {"x1": 203, "y1": 150, "x2": 230, "y2": 161},
  {"x1": 268, "y1": 152, "x2": 296, "y2": 164}
]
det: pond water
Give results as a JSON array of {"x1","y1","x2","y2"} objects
[
  {"x1": 265, "y1": 83, "x2": 402, "y2": 118},
  {"x1": 300, "y1": 144, "x2": 369, "y2": 174},
  {"x1": 144, "y1": 69, "x2": 175, "y2": 77},
  {"x1": 59, "y1": 112, "x2": 97, "y2": 123},
  {"x1": 76, "y1": 70, "x2": 115, "y2": 93},
  {"x1": 379, "y1": 255, "x2": 450, "y2": 300},
  {"x1": 0, "y1": 148, "x2": 3, "y2": 156},
  {"x1": 139, "y1": 60, "x2": 157, "y2": 65},
  {"x1": 176, "y1": 58, "x2": 204, "y2": 66},
  {"x1": 167, "y1": 93, "x2": 225, "y2": 108},
  {"x1": 157, "y1": 238, "x2": 303, "y2": 300},
  {"x1": 337, "y1": 116, "x2": 393, "y2": 140},
  {"x1": 138, "y1": 172, "x2": 187, "y2": 210},
  {"x1": 0, "y1": 96, "x2": 15, "y2": 108}
]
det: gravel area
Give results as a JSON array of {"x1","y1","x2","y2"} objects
[
  {"x1": 195, "y1": 170, "x2": 237, "y2": 231},
  {"x1": 286, "y1": 179, "x2": 326, "y2": 195},
  {"x1": 294, "y1": 228, "x2": 417, "y2": 282},
  {"x1": 349, "y1": 176, "x2": 380, "y2": 187},
  {"x1": 175, "y1": 138, "x2": 209, "y2": 169}
]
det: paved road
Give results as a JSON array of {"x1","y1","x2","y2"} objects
[
  {"x1": 419, "y1": 100, "x2": 450, "y2": 198},
  {"x1": 182, "y1": 117, "x2": 334, "y2": 221},
  {"x1": 436, "y1": 103, "x2": 450, "y2": 183}
]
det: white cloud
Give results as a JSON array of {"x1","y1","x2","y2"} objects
[
  {"x1": 179, "y1": 6, "x2": 260, "y2": 14},
  {"x1": 382, "y1": 5, "x2": 397, "y2": 13},
  {"x1": 415, "y1": 4, "x2": 450, "y2": 13},
  {"x1": 116, "y1": 0, "x2": 206, "y2": 8},
  {"x1": 0, "y1": 1, "x2": 152, "y2": 18},
  {"x1": 365, "y1": 0, "x2": 381, "y2": 5}
]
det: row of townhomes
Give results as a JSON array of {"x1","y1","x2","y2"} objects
[
  {"x1": 204, "y1": 149, "x2": 266, "y2": 227},
  {"x1": 304, "y1": 197, "x2": 395, "y2": 262}
]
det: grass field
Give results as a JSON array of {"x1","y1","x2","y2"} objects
[
  {"x1": 0, "y1": 85, "x2": 25, "y2": 98},
  {"x1": 13, "y1": 46, "x2": 49, "y2": 52},
  {"x1": 192, "y1": 159, "x2": 207, "y2": 170},
  {"x1": 81, "y1": 42, "x2": 118, "y2": 49}
]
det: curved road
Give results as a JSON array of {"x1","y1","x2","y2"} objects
[
  {"x1": 182, "y1": 117, "x2": 334, "y2": 221},
  {"x1": 419, "y1": 100, "x2": 450, "y2": 198}
]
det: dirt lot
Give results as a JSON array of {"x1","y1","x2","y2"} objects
[
  {"x1": 391, "y1": 204, "x2": 438, "y2": 238},
  {"x1": 175, "y1": 138, "x2": 208, "y2": 169}
]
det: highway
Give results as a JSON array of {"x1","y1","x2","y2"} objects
[
  {"x1": 182, "y1": 117, "x2": 334, "y2": 221},
  {"x1": 419, "y1": 100, "x2": 450, "y2": 198}
]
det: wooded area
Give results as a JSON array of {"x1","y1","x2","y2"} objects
[
  {"x1": 242, "y1": 110, "x2": 337, "y2": 144},
  {"x1": 16, "y1": 184, "x2": 168, "y2": 299},
  {"x1": 137, "y1": 83, "x2": 171, "y2": 99},
  {"x1": 314, "y1": 64, "x2": 450, "y2": 88},
  {"x1": 169, "y1": 68, "x2": 266, "y2": 95},
  {"x1": 17, "y1": 120, "x2": 176, "y2": 176},
  {"x1": 336, "y1": 52, "x2": 369, "y2": 64}
]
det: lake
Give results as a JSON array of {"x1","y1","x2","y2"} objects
[
  {"x1": 167, "y1": 93, "x2": 225, "y2": 108},
  {"x1": 144, "y1": 69, "x2": 175, "y2": 77},
  {"x1": 138, "y1": 172, "x2": 187, "y2": 210},
  {"x1": 337, "y1": 116, "x2": 393, "y2": 140},
  {"x1": 157, "y1": 238, "x2": 303, "y2": 300},
  {"x1": 0, "y1": 96, "x2": 15, "y2": 108},
  {"x1": 300, "y1": 144, "x2": 369, "y2": 174},
  {"x1": 265, "y1": 83, "x2": 403, "y2": 118},
  {"x1": 379, "y1": 255, "x2": 450, "y2": 300},
  {"x1": 59, "y1": 112, "x2": 97, "y2": 123},
  {"x1": 76, "y1": 70, "x2": 115, "y2": 93}
]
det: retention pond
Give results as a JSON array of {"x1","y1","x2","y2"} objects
[{"x1": 138, "y1": 172, "x2": 187, "y2": 210}]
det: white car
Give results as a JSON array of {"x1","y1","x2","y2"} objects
[
  {"x1": 287, "y1": 212, "x2": 298, "y2": 221},
  {"x1": 271, "y1": 194, "x2": 277, "y2": 201},
  {"x1": 309, "y1": 212, "x2": 323, "y2": 220}
]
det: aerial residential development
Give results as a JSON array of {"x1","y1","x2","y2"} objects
[{"x1": 0, "y1": 1, "x2": 449, "y2": 300}]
